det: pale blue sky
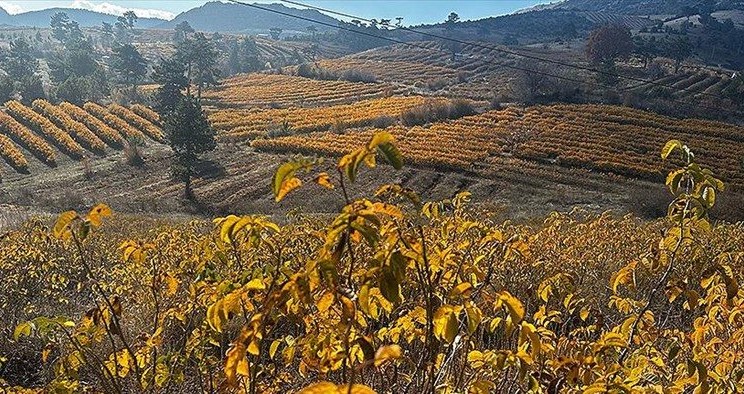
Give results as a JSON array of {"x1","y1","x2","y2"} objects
[{"x1": 0, "y1": 1, "x2": 551, "y2": 23}]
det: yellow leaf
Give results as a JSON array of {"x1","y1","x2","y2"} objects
[
  {"x1": 314, "y1": 172, "x2": 335, "y2": 190},
  {"x1": 499, "y1": 292, "x2": 524, "y2": 323},
  {"x1": 165, "y1": 275, "x2": 179, "y2": 297},
  {"x1": 276, "y1": 177, "x2": 302, "y2": 202},
  {"x1": 87, "y1": 203, "x2": 112, "y2": 227},
  {"x1": 317, "y1": 291, "x2": 335, "y2": 313},
  {"x1": 374, "y1": 344, "x2": 402, "y2": 367},
  {"x1": 269, "y1": 340, "x2": 281, "y2": 359},
  {"x1": 464, "y1": 301, "x2": 483, "y2": 334},
  {"x1": 299, "y1": 382, "x2": 377, "y2": 394},
  {"x1": 247, "y1": 339, "x2": 260, "y2": 356},
  {"x1": 433, "y1": 305, "x2": 459, "y2": 343},
  {"x1": 245, "y1": 278, "x2": 266, "y2": 291},
  {"x1": 53, "y1": 211, "x2": 79, "y2": 240},
  {"x1": 661, "y1": 139, "x2": 682, "y2": 160},
  {"x1": 225, "y1": 343, "x2": 247, "y2": 387}
]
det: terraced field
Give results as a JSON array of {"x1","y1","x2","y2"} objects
[
  {"x1": 251, "y1": 104, "x2": 744, "y2": 191},
  {"x1": 210, "y1": 96, "x2": 449, "y2": 141},
  {"x1": 202, "y1": 73, "x2": 406, "y2": 109},
  {"x1": 0, "y1": 100, "x2": 163, "y2": 176}
]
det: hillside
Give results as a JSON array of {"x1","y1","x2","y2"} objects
[
  {"x1": 158, "y1": 1, "x2": 341, "y2": 34},
  {"x1": 0, "y1": 7, "x2": 166, "y2": 28},
  {"x1": 531, "y1": 0, "x2": 744, "y2": 14}
]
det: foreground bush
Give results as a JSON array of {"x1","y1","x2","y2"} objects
[{"x1": 0, "y1": 135, "x2": 742, "y2": 393}]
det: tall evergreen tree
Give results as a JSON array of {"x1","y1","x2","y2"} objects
[
  {"x1": 111, "y1": 42, "x2": 147, "y2": 100},
  {"x1": 152, "y1": 56, "x2": 188, "y2": 115},
  {"x1": 164, "y1": 95, "x2": 216, "y2": 199}
]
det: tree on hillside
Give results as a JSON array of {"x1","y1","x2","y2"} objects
[
  {"x1": 269, "y1": 27, "x2": 283, "y2": 40},
  {"x1": 101, "y1": 22, "x2": 115, "y2": 47},
  {"x1": 164, "y1": 95, "x2": 216, "y2": 199},
  {"x1": 633, "y1": 36, "x2": 660, "y2": 68},
  {"x1": 444, "y1": 12, "x2": 461, "y2": 60},
  {"x1": 0, "y1": 37, "x2": 44, "y2": 104},
  {"x1": 115, "y1": 11, "x2": 138, "y2": 43},
  {"x1": 177, "y1": 32, "x2": 220, "y2": 99},
  {"x1": 1, "y1": 37, "x2": 37, "y2": 80},
  {"x1": 446, "y1": 12, "x2": 460, "y2": 25},
  {"x1": 663, "y1": 36, "x2": 693, "y2": 73},
  {"x1": 50, "y1": 12, "x2": 84, "y2": 45},
  {"x1": 111, "y1": 42, "x2": 147, "y2": 101},
  {"x1": 49, "y1": 13, "x2": 108, "y2": 103},
  {"x1": 306, "y1": 25, "x2": 318, "y2": 40},
  {"x1": 586, "y1": 24, "x2": 634, "y2": 65},
  {"x1": 152, "y1": 56, "x2": 189, "y2": 115},
  {"x1": 174, "y1": 21, "x2": 194, "y2": 43}
]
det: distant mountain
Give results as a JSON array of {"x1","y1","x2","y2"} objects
[
  {"x1": 0, "y1": 7, "x2": 166, "y2": 28},
  {"x1": 526, "y1": 0, "x2": 744, "y2": 15},
  {"x1": 158, "y1": 1, "x2": 341, "y2": 33}
]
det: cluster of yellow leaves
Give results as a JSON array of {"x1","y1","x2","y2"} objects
[
  {"x1": 3, "y1": 138, "x2": 744, "y2": 394},
  {"x1": 5, "y1": 100, "x2": 86, "y2": 159}
]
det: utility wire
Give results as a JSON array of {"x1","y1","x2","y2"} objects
[
  {"x1": 279, "y1": 0, "x2": 734, "y2": 102},
  {"x1": 223, "y1": 0, "x2": 743, "y2": 117}
]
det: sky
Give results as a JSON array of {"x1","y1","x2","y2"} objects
[{"x1": 0, "y1": 1, "x2": 551, "y2": 23}]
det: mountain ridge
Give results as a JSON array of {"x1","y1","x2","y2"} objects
[{"x1": 0, "y1": 7, "x2": 166, "y2": 28}]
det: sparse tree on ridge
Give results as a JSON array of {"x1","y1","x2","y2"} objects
[{"x1": 269, "y1": 27, "x2": 283, "y2": 40}]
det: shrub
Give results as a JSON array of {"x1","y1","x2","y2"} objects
[
  {"x1": 295, "y1": 63, "x2": 338, "y2": 81},
  {"x1": 123, "y1": 137, "x2": 144, "y2": 166},
  {"x1": 401, "y1": 99, "x2": 477, "y2": 126},
  {"x1": 339, "y1": 69, "x2": 377, "y2": 83}
]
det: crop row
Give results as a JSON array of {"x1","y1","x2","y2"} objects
[
  {"x1": 211, "y1": 96, "x2": 444, "y2": 141},
  {"x1": 108, "y1": 104, "x2": 164, "y2": 142},
  {"x1": 59, "y1": 102, "x2": 125, "y2": 147},
  {"x1": 202, "y1": 73, "x2": 402, "y2": 109},
  {"x1": 0, "y1": 111, "x2": 56, "y2": 166},
  {"x1": 83, "y1": 102, "x2": 146, "y2": 141},
  {"x1": 32, "y1": 100, "x2": 107, "y2": 153},
  {"x1": 5, "y1": 100, "x2": 86, "y2": 159},
  {"x1": 0, "y1": 132, "x2": 28, "y2": 172},
  {"x1": 130, "y1": 104, "x2": 160, "y2": 125},
  {"x1": 0, "y1": 102, "x2": 163, "y2": 174}
]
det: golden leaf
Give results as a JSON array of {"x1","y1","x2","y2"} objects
[
  {"x1": 87, "y1": 203, "x2": 112, "y2": 227},
  {"x1": 276, "y1": 177, "x2": 302, "y2": 202},
  {"x1": 314, "y1": 172, "x2": 335, "y2": 190},
  {"x1": 374, "y1": 344, "x2": 402, "y2": 367}
]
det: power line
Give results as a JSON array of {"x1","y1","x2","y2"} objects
[
  {"x1": 279, "y1": 0, "x2": 734, "y2": 102},
  {"x1": 222, "y1": 0, "x2": 743, "y2": 117}
]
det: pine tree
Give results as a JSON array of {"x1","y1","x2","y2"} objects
[
  {"x1": 164, "y1": 95, "x2": 216, "y2": 199},
  {"x1": 112, "y1": 42, "x2": 147, "y2": 101}
]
